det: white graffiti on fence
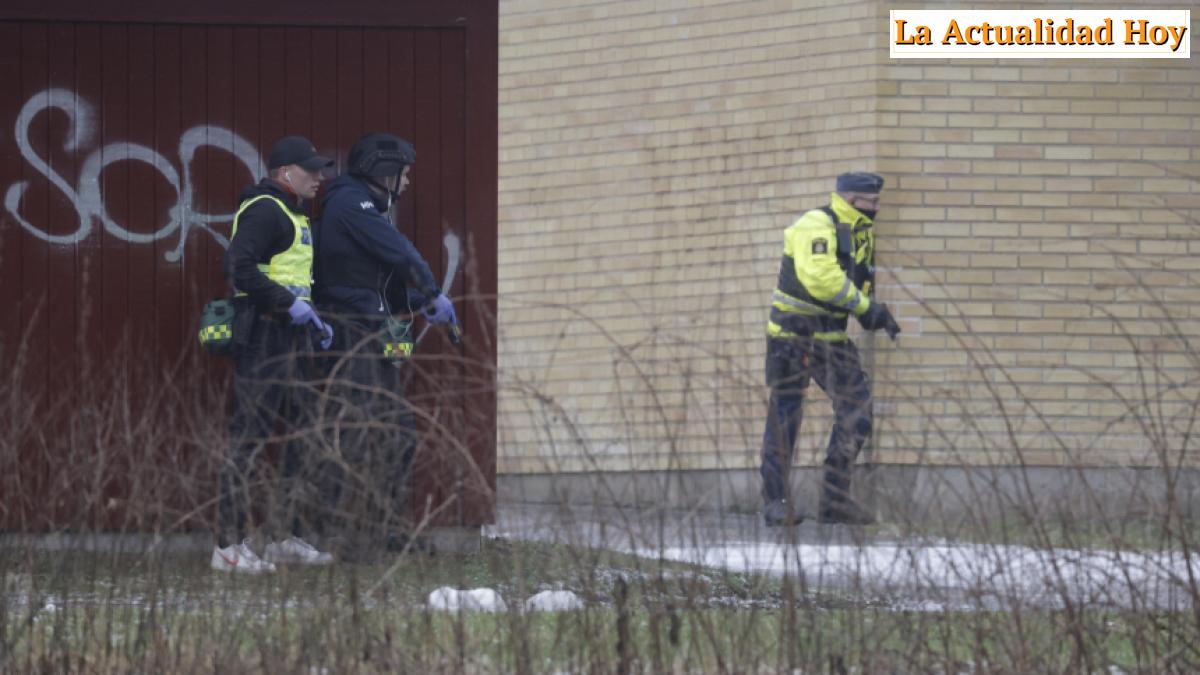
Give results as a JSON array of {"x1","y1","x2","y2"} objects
[
  {"x1": 4, "y1": 88, "x2": 265, "y2": 262},
  {"x1": 5, "y1": 88, "x2": 464, "y2": 294}
]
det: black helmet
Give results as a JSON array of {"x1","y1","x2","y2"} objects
[{"x1": 346, "y1": 132, "x2": 416, "y2": 177}]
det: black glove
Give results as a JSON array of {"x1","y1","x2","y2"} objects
[{"x1": 858, "y1": 302, "x2": 900, "y2": 341}]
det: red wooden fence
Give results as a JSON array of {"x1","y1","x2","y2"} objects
[{"x1": 0, "y1": 1, "x2": 497, "y2": 532}]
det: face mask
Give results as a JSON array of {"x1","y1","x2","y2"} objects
[{"x1": 851, "y1": 196, "x2": 878, "y2": 220}]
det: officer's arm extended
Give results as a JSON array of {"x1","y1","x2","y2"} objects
[
  {"x1": 787, "y1": 212, "x2": 871, "y2": 316},
  {"x1": 223, "y1": 201, "x2": 298, "y2": 312},
  {"x1": 340, "y1": 207, "x2": 441, "y2": 302}
]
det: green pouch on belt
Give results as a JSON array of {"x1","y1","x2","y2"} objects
[
  {"x1": 198, "y1": 298, "x2": 237, "y2": 357},
  {"x1": 382, "y1": 316, "x2": 414, "y2": 361}
]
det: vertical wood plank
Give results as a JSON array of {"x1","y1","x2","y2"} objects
[
  {"x1": 232, "y1": 25, "x2": 261, "y2": 197},
  {"x1": 387, "y1": 29, "x2": 417, "y2": 240},
  {"x1": 125, "y1": 24, "x2": 157, "y2": 369},
  {"x1": 309, "y1": 28, "x2": 338, "y2": 181},
  {"x1": 99, "y1": 23, "x2": 131, "y2": 364},
  {"x1": 336, "y1": 28, "x2": 364, "y2": 168},
  {"x1": 17, "y1": 23, "x2": 50, "y2": 528},
  {"x1": 205, "y1": 25, "x2": 237, "y2": 292},
  {"x1": 462, "y1": 6, "x2": 499, "y2": 524},
  {"x1": 153, "y1": 24, "x2": 183, "y2": 373},
  {"x1": 258, "y1": 26, "x2": 286, "y2": 146},
  {"x1": 362, "y1": 28, "x2": 389, "y2": 134},
  {"x1": 283, "y1": 26, "x2": 312, "y2": 139},
  {"x1": 43, "y1": 23, "x2": 80, "y2": 416},
  {"x1": 74, "y1": 24, "x2": 103, "y2": 373},
  {"x1": 0, "y1": 21, "x2": 28, "y2": 528},
  {"x1": 406, "y1": 28, "x2": 447, "y2": 521},
  {"x1": 411, "y1": 30, "x2": 441, "y2": 278}
]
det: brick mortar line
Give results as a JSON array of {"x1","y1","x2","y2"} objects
[
  {"x1": 500, "y1": 11, "x2": 869, "y2": 52},
  {"x1": 500, "y1": 0, "x2": 765, "y2": 21}
]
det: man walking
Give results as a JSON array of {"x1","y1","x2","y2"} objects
[
  {"x1": 213, "y1": 136, "x2": 337, "y2": 572},
  {"x1": 312, "y1": 132, "x2": 456, "y2": 557},
  {"x1": 759, "y1": 171, "x2": 900, "y2": 527}
]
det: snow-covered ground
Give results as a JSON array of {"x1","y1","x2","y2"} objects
[
  {"x1": 488, "y1": 503, "x2": 1200, "y2": 611},
  {"x1": 658, "y1": 539, "x2": 1198, "y2": 610}
]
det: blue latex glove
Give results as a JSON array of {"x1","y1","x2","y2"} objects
[
  {"x1": 287, "y1": 298, "x2": 319, "y2": 326},
  {"x1": 423, "y1": 294, "x2": 457, "y2": 325},
  {"x1": 288, "y1": 298, "x2": 335, "y2": 350}
]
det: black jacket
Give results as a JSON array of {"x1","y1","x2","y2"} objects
[
  {"x1": 313, "y1": 174, "x2": 439, "y2": 318},
  {"x1": 223, "y1": 179, "x2": 310, "y2": 313}
]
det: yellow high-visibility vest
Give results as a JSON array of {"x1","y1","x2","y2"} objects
[{"x1": 230, "y1": 195, "x2": 314, "y2": 301}]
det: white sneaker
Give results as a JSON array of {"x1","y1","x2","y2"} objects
[
  {"x1": 211, "y1": 539, "x2": 277, "y2": 574},
  {"x1": 263, "y1": 536, "x2": 334, "y2": 565}
]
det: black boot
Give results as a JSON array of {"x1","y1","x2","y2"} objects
[
  {"x1": 817, "y1": 461, "x2": 875, "y2": 525},
  {"x1": 817, "y1": 495, "x2": 876, "y2": 525},
  {"x1": 763, "y1": 499, "x2": 805, "y2": 526}
]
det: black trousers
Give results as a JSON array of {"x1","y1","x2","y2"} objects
[
  {"x1": 759, "y1": 337, "x2": 873, "y2": 504},
  {"x1": 218, "y1": 312, "x2": 322, "y2": 547},
  {"x1": 314, "y1": 309, "x2": 418, "y2": 543}
]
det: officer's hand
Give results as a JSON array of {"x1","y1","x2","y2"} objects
[
  {"x1": 858, "y1": 302, "x2": 900, "y2": 341},
  {"x1": 882, "y1": 307, "x2": 900, "y2": 341},
  {"x1": 287, "y1": 297, "x2": 319, "y2": 326},
  {"x1": 318, "y1": 323, "x2": 334, "y2": 350},
  {"x1": 423, "y1": 294, "x2": 457, "y2": 325}
]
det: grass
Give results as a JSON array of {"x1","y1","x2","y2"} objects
[
  {"x1": 4, "y1": 537, "x2": 1199, "y2": 673},
  {"x1": 881, "y1": 509, "x2": 1200, "y2": 553}
]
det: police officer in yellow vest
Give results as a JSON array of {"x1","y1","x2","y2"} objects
[
  {"x1": 212, "y1": 136, "x2": 337, "y2": 573},
  {"x1": 760, "y1": 172, "x2": 900, "y2": 527}
]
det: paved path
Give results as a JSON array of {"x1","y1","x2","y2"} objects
[{"x1": 489, "y1": 502, "x2": 1200, "y2": 611}]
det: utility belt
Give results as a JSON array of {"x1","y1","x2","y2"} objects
[
  {"x1": 354, "y1": 315, "x2": 414, "y2": 362},
  {"x1": 768, "y1": 307, "x2": 849, "y2": 340},
  {"x1": 317, "y1": 301, "x2": 415, "y2": 363}
]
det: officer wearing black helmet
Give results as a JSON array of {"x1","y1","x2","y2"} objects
[
  {"x1": 312, "y1": 132, "x2": 455, "y2": 555},
  {"x1": 759, "y1": 171, "x2": 900, "y2": 527}
]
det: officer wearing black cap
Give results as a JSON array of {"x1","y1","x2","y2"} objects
[
  {"x1": 213, "y1": 135, "x2": 338, "y2": 572},
  {"x1": 759, "y1": 171, "x2": 900, "y2": 527},
  {"x1": 312, "y1": 132, "x2": 455, "y2": 556}
]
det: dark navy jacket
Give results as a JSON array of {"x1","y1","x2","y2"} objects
[{"x1": 313, "y1": 174, "x2": 439, "y2": 318}]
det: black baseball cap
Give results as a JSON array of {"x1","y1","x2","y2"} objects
[
  {"x1": 268, "y1": 135, "x2": 334, "y2": 171},
  {"x1": 836, "y1": 171, "x2": 885, "y2": 194}
]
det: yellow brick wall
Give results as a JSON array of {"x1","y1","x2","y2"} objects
[{"x1": 497, "y1": 0, "x2": 1200, "y2": 475}]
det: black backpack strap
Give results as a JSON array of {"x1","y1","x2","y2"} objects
[{"x1": 819, "y1": 206, "x2": 854, "y2": 274}]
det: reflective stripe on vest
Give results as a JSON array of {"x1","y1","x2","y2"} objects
[
  {"x1": 767, "y1": 305, "x2": 849, "y2": 341},
  {"x1": 230, "y1": 195, "x2": 314, "y2": 301},
  {"x1": 772, "y1": 290, "x2": 841, "y2": 317},
  {"x1": 766, "y1": 319, "x2": 849, "y2": 342}
]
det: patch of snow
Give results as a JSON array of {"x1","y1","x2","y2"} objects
[
  {"x1": 428, "y1": 587, "x2": 508, "y2": 613},
  {"x1": 658, "y1": 541, "x2": 1200, "y2": 609},
  {"x1": 525, "y1": 590, "x2": 584, "y2": 612}
]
